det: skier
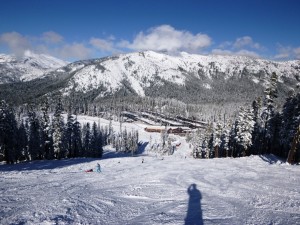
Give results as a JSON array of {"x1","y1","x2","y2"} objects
[{"x1": 96, "y1": 163, "x2": 101, "y2": 173}]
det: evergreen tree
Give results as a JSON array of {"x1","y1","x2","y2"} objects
[
  {"x1": 201, "y1": 137, "x2": 208, "y2": 158},
  {"x1": 52, "y1": 99, "x2": 64, "y2": 159},
  {"x1": 73, "y1": 116, "x2": 83, "y2": 157},
  {"x1": 16, "y1": 121, "x2": 28, "y2": 161},
  {"x1": 40, "y1": 98, "x2": 53, "y2": 159},
  {"x1": 83, "y1": 122, "x2": 91, "y2": 157},
  {"x1": 261, "y1": 72, "x2": 278, "y2": 153},
  {"x1": 65, "y1": 113, "x2": 75, "y2": 158},
  {"x1": 208, "y1": 132, "x2": 214, "y2": 158},
  {"x1": 213, "y1": 122, "x2": 223, "y2": 158},
  {"x1": 191, "y1": 129, "x2": 202, "y2": 158},
  {"x1": 0, "y1": 100, "x2": 18, "y2": 164},
  {"x1": 90, "y1": 122, "x2": 103, "y2": 157},
  {"x1": 280, "y1": 93, "x2": 300, "y2": 162},
  {"x1": 229, "y1": 121, "x2": 238, "y2": 157},
  {"x1": 234, "y1": 107, "x2": 255, "y2": 157},
  {"x1": 251, "y1": 97, "x2": 264, "y2": 154},
  {"x1": 220, "y1": 124, "x2": 230, "y2": 157},
  {"x1": 27, "y1": 109, "x2": 42, "y2": 160}
]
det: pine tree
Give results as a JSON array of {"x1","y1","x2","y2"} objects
[
  {"x1": 220, "y1": 124, "x2": 230, "y2": 157},
  {"x1": 0, "y1": 100, "x2": 18, "y2": 164},
  {"x1": 65, "y1": 113, "x2": 75, "y2": 158},
  {"x1": 213, "y1": 122, "x2": 223, "y2": 158},
  {"x1": 201, "y1": 137, "x2": 208, "y2": 158},
  {"x1": 287, "y1": 124, "x2": 300, "y2": 164},
  {"x1": 83, "y1": 122, "x2": 91, "y2": 157},
  {"x1": 27, "y1": 109, "x2": 42, "y2": 160},
  {"x1": 234, "y1": 107, "x2": 255, "y2": 157},
  {"x1": 90, "y1": 122, "x2": 100, "y2": 157},
  {"x1": 108, "y1": 117, "x2": 113, "y2": 145},
  {"x1": 280, "y1": 93, "x2": 300, "y2": 162},
  {"x1": 261, "y1": 72, "x2": 278, "y2": 153},
  {"x1": 16, "y1": 121, "x2": 28, "y2": 161},
  {"x1": 40, "y1": 98, "x2": 53, "y2": 159},
  {"x1": 251, "y1": 97, "x2": 264, "y2": 155},
  {"x1": 205, "y1": 123, "x2": 214, "y2": 158},
  {"x1": 229, "y1": 121, "x2": 238, "y2": 157},
  {"x1": 191, "y1": 129, "x2": 202, "y2": 158},
  {"x1": 280, "y1": 94, "x2": 296, "y2": 155},
  {"x1": 52, "y1": 99, "x2": 64, "y2": 159},
  {"x1": 73, "y1": 116, "x2": 83, "y2": 157}
]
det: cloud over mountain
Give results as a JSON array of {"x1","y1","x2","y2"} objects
[{"x1": 119, "y1": 25, "x2": 212, "y2": 53}]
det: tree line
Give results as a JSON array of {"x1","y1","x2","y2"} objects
[
  {"x1": 189, "y1": 72, "x2": 300, "y2": 164},
  {"x1": 0, "y1": 98, "x2": 139, "y2": 164}
]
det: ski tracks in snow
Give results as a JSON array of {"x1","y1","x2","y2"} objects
[{"x1": 1, "y1": 155, "x2": 300, "y2": 224}]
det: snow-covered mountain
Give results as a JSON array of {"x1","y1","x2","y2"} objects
[
  {"x1": 0, "y1": 51, "x2": 67, "y2": 84},
  {"x1": 1, "y1": 51, "x2": 300, "y2": 105},
  {"x1": 48, "y1": 51, "x2": 300, "y2": 98}
]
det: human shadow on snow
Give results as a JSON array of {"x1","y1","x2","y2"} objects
[{"x1": 185, "y1": 183, "x2": 203, "y2": 225}]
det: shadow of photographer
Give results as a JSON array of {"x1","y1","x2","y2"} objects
[{"x1": 185, "y1": 183, "x2": 203, "y2": 225}]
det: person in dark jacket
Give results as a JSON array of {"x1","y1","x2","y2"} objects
[{"x1": 96, "y1": 163, "x2": 101, "y2": 173}]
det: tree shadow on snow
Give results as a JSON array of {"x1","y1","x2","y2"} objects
[
  {"x1": 101, "y1": 142, "x2": 149, "y2": 159},
  {"x1": 185, "y1": 183, "x2": 203, "y2": 225},
  {"x1": 137, "y1": 141, "x2": 149, "y2": 155},
  {"x1": 0, "y1": 158, "x2": 98, "y2": 172},
  {"x1": 259, "y1": 154, "x2": 285, "y2": 164}
]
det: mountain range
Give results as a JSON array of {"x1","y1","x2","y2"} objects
[
  {"x1": 0, "y1": 51, "x2": 299, "y2": 105},
  {"x1": 0, "y1": 50, "x2": 67, "y2": 84}
]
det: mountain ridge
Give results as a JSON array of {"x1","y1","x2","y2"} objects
[
  {"x1": 0, "y1": 51, "x2": 67, "y2": 84},
  {"x1": 0, "y1": 51, "x2": 299, "y2": 105}
]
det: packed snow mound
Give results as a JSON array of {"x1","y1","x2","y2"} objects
[
  {"x1": 0, "y1": 51, "x2": 67, "y2": 83},
  {"x1": 0, "y1": 154, "x2": 299, "y2": 225}
]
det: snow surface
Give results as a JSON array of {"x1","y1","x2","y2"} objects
[{"x1": 1, "y1": 116, "x2": 300, "y2": 225}]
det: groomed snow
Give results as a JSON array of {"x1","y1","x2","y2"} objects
[
  {"x1": 0, "y1": 117, "x2": 300, "y2": 224},
  {"x1": 1, "y1": 154, "x2": 300, "y2": 224}
]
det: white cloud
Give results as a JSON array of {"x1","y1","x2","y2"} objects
[
  {"x1": 0, "y1": 32, "x2": 31, "y2": 57},
  {"x1": 42, "y1": 31, "x2": 63, "y2": 43},
  {"x1": 235, "y1": 49, "x2": 260, "y2": 58},
  {"x1": 293, "y1": 47, "x2": 300, "y2": 59},
  {"x1": 233, "y1": 36, "x2": 261, "y2": 50},
  {"x1": 218, "y1": 41, "x2": 232, "y2": 49},
  {"x1": 274, "y1": 44, "x2": 300, "y2": 60},
  {"x1": 90, "y1": 37, "x2": 115, "y2": 52},
  {"x1": 213, "y1": 36, "x2": 263, "y2": 58},
  {"x1": 211, "y1": 48, "x2": 233, "y2": 55},
  {"x1": 120, "y1": 25, "x2": 211, "y2": 53},
  {"x1": 57, "y1": 43, "x2": 92, "y2": 60},
  {"x1": 211, "y1": 48, "x2": 259, "y2": 58},
  {"x1": 0, "y1": 31, "x2": 93, "y2": 60}
]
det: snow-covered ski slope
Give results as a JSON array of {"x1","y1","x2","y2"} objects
[
  {"x1": 1, "y1": 116, "x2": 300, "y2": 225},
  {"x1": 1, "y1": 154, "x2": 300, "y2": 224}
]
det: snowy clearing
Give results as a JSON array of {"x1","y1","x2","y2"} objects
[{"x1": 1, "y1": 153, "x2": 300, "y2": 225}]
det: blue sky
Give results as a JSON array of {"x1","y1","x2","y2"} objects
[{"x1": 0, "y1": 0, "x2": 299, "y2": 61}]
